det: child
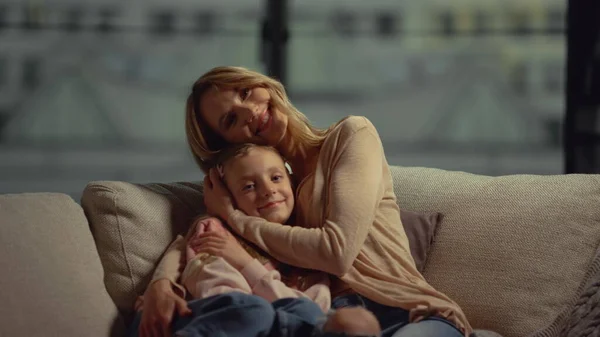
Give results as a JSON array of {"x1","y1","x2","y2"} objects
[
  {"x1": 179, "y1": 143, "x2": 380, "y2": 337},
  {"x1": 180, "y1": 143, "x2": 330, "y2": 313}
]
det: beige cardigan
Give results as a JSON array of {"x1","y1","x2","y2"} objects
[{"x1": 152, "y1": 116, "x2": 472, "y2": 335}]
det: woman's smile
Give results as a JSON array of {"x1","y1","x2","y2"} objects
[{"x1": 256, "y1": 107, "x2": 273, "y2": 135}]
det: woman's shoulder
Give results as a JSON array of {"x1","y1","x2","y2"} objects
[
  {"x1": 321, "y1": 116, "x2": 381, "y2": 156},
  {"x1": 327, "y1": 115, "x2": 377, "y2": 139}
]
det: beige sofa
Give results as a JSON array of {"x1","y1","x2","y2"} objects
[{"x1": 1, "y1": 166, "x2": 599, "y2": 337}]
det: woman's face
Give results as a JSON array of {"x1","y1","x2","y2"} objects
[{"x1": 199, "y1": 86, "x2": 288, "y2": 147}]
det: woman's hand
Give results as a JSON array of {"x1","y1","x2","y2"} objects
[
  {"x1": 203, "y1": 168, "x2": 236, "y2": 221},
  {"x1": 189, "y1": 230, "x2": 253, "y2": 270},
  {"x1": 139, "y1": 279, "x2": 191, "y2": 337}
]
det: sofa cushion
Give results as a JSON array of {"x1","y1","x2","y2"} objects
[
  {"x1": 0, "y1": 193, "x2": 125, "y2": 337},
  {"x1": 81, "y1": 181, "x2": 206, "y2": 314},
  {"x1": 390, "y1": 167, "x2": 600, "y2": 337},
  {"x1": 400, "y1": 210, "x2": 443, "y2": 272},
  {"x1": 81, "y1": 180, "x2": 442, "y2": 314}
]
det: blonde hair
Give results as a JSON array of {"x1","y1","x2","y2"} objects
[{"x1": 185, "y1": 66, "x2": 328, "y2": 173}]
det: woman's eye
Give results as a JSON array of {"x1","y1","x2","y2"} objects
[
  {"x1": 240, "y1": 88, "x2": 250, "y2": 100},
  {"x1": 225, "y1": 114, "x2": 236, "y2": 129}
]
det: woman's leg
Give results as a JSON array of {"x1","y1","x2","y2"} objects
[
  {"x1": 321, "y1": 307, "x2": 381, "y2": 336},
  {"x1": 269, "y1": 297, "x2": 382, "y2": 337},
  {"x1": 331, "y1": 294, "x2": 463, "y2": 337},
  {"x1": 270, "y1": 297, "x2": 326, "y2": 337},
  {"x1": 390, "y1": 318, "x2": 463, "y2": 337},
  {"x1": 331, "y1": 294, "x2": 408, "y2": 337}
]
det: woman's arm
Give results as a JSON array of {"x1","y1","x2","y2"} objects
[
  {"x1": 239, "y1": 259, "x2": 331, "y2": 313},
  {"x1": 215, "y1": 125, "x2": 385, "y2": 276},
  {"x1": 139, "y1": 236, "x2": 190, "y2": 337},
  {"x1": 150, "y1": 235, "x2": 187, "y2": 296}
]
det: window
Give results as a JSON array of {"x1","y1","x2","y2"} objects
[
  {"x1": 544, "y1": 62, "x2": 562, "y2": 93},
  {"x1": 510, "y1": 10, "x2": 531, "y2": 36},
  {"x1": 22, "y1": 57, "x2": 40, "y2": 90},
  {"x1": 544, "y1": 118, "x2": 562, "y2": 148},
  {"x1": 22, "y1": 4, "x2": 43, "y2": 31},
  {"x1": 62, "y1": 7, "x2": 83, "y2": 33},
  {"x1": 510, "y1": 62, "x2": 528, "y2": 95},
  {"x1": 473, "y1": 10, "x2": 489, "y2": 35},
  {"x1": 97, "y1": 8, "x2": 117, "y2": 33},
  {"x1": 150, "y1": 10, "x2": 175, "y2": 36},
  {"x1": 0, "y1": 56, "x2": 6, "y2": 89},
  {"x1": 439, "y1": 11, "x2": 455, "y2": 37},
  {"x1": 375, "y1": 12, "x2": 399, "y2": 38},
  {"x1": 195, "y1": 10, "x2": 215, "y2": 35},
  {"x1": 0, "y1": 5, "x2": 7, "y2": 31},
  {"x1": 331, "y1": 10, "x2": 357, "y2": 37},
  {"x1": 546, "y1": 8, "x2": 565, "y2": 33}
]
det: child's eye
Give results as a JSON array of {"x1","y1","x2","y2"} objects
[
  {"x1": 272, "y1": 175, "x2": 283, "y2": 182},
  {"x1": 242, "y1": 183, "x2": 255, "y2": 191}
]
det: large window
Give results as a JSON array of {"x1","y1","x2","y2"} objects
[
  {"x1": 0, "y1": 0, "x2": 568, "y2": 200},
  {"x1": 288, "y1": 1, "x2": 565, "y2": 175},
  {"x1": 0, "y1": 1, "x2": 262, "y2": 199}
]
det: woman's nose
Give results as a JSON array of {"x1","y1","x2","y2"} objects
[{"x1": 238, "y1": 104, "x2": 258, "y2": 124}]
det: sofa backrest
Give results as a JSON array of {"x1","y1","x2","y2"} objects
[
  {"x1": 81, "y1": 166, "x2": 600, "y2": 337},
  {"x1": 390, "y1": 166, "x2": 600, "y2": 337}
]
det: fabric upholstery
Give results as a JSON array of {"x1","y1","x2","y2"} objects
[
  {"x1": 0, "y1": 193, "x2": 125, "y2": 337},
  {"x1": 400, "y1": 210, "x2": 443, "y2": 272},
  {"x1": 81, "y1": 181, "x2": 205, "y2": 314},
  {"x1": 390, "y1": 166, "x2": 600, "y2": 337}
]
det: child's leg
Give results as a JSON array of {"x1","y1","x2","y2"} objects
[{"x1": 173, "y1": 292, "x2": 275, "y2": 337}]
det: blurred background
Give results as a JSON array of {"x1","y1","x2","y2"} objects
[{"x1": 0, "y1": 0, "x2": 574, "y2": 200}]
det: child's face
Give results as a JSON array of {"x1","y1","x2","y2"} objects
[{"x1": 223, "y1": 148, "x2": 294, "y2": 224}]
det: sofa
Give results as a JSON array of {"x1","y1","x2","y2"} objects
[{"x1": 1, "y1": 165, "x2": 600, "y2": 337}]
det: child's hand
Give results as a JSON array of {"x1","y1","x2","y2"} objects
[
  {"x1": 186, "y1": 217, "x2": 227, "y2": 262},
  {"x1": 189, "y1": 230, "x2": 253, "y2": 270}
]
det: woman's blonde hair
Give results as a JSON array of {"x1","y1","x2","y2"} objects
[{"x1": 185, "y1": 66, "x2": 328, "y2": 173}]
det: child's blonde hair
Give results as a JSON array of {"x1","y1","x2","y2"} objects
[
  {"x1": 185, "y1": 66, "x2": 330, "y2": 173},
  {"x1": 212, "y1": 143, "x2": 294, "y2": 185}
]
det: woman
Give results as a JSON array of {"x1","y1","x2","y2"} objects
[{"x1": 140, "y1": 66, "x2": 472, "y2": 337}]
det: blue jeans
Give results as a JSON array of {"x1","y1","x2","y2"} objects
[
  {"x1": 128, "y1": 292, "x2": 324, "y2": 337},
  {"x1": 331, "y1": 294, "x2": 464, "y2": 337}
]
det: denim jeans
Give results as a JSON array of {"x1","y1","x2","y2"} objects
[
  {"x1": 128, "y1": 292, "x2": 324, "y2": 337},
  {"x1": 331, "y1": 294, "x2": 464, "y2": 337}
]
